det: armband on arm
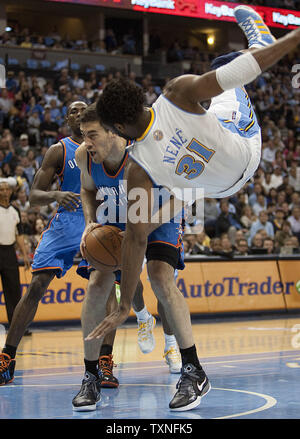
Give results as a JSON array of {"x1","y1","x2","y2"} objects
[{"x1": 215, "y1": 52, "x2": 262, "y2": 91}]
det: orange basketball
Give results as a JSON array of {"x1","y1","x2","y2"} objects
[{"x1": 84, "y1": 225, "x2": 123, "y2": 272}]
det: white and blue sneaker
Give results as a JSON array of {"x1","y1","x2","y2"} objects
[
  {"x1": 234, "y1": 5, "x2": 276, "y2": 48},
  {"x1": 137, "y1": 315, "x2": 156, "y2": 354}
]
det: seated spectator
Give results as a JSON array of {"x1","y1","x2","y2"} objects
[
  {"x1": 220, "y1": 235, "x2": 234, "y2": 257},
  {"x1": 209, "y1": 237, "x2": 223, "y2": 256},
  {"x1": 20, "y1": 211, "x2": 34, "y2": 235},
  {"x1": 215, "y1": 199, "x2": 242, "y2": 238},
  {"x1": 249, "y1": 210, "x2": 274, "y2": 244},
  {"x1": 271, "y1": 207, "x2": 285, "y2": 234},
  {"x1": 248, "y1": 182, "x2": 264, "y2": 206},
  {"x1": 29, "y1": 217, "x2": 46, "y2": 251},
  {"x1": 27, "y1": 110, "x2": 41, "y2": 144},
  {"x1": 183, "y1": 234, "x2": 197, "y2": 255},
  {"x1": 145, "y1": 86, "x2": 157, "y2": 106},
  {"x1": 263, "y1": 237, "x2": 275, "y2": 254},
  {"x1": 17, "y1": 133, "x2": 31, "y2": 156},
  {"x1": 240, "y1": 205, "x2": 257, "y2": 231},
  {"x1": 250, "y1": 232, "x2": 264, "y2": 252},
  {"x1": 21, "y1": 155, "x2": 35, "y2": 185},
  {"x1": 267, "y1": 187, "x2": 278, "y2": 206},
  {"x1": 270, "y1": 166, "x2": 284, "y2": 189},
  {"x1": 262, "y1": 171, "x2": 274, "y2": 194},
  {"x1": 190, "y1": 232, "x2": 211, "y2": 255},
  {"x1": 13, "y1": 165, "x2": 30, "y2": 195},
  {"x1": 253, "y1": 193, "x2": 267, "y2": 216},
  {"x1": 289, "y1": 192, "x2": 300, "y2": 211},
  {"x1": 288, "y1": 160, "x2": 300, "y2": 192},
  {"x1": 234, "y1": 238, "x2": 249, "y2": 256},
  {"x1": 262, "y1": 139, "x2": 278, "y2": 170},
  {"x1": 20, "y1": 35, "x2": 32, "y2": 49},
  {"x1": 287, "y1": 206, "x2": 300, "y2": 239},
  {"x1": 14, "y1": 188, "x2": 30, "y2": 211},
  {"x1": 40, "y1": 110, "x2": 59, "y2": 146}
]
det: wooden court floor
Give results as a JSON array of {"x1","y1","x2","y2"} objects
[{"x1": 1, "y1": 315, "x2": 300, "y2": 420}]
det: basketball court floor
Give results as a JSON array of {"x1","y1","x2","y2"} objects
[{"x1": 1, "y1": 315, "x2": 300, "y2": 420}]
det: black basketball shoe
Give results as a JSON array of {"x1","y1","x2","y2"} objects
[
  {"x1": 72, "y1": 371, "x2": 101, "y2": 411},
  {"x1": 99, "y1": 355, "x2": 119, "y2": 388},
  {"x1": 0, "y1": 353, "x2": 16, "y2": 385},
  {"x1": 169, "y1": 363, "x2": 211, "y2": 411}
]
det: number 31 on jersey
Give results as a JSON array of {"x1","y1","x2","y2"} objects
[{"x1": 175, "y1": 138, "x2": 215, "y2": 180}]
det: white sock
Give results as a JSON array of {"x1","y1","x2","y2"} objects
[
  {"x1": 134, "y1": 306, "x2": 151, "y2": 321},
  {"x1": 164, "y1": 334, "x2": 177, "y2": 351}
]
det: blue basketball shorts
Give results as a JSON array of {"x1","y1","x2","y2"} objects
[{"x1": 32, "y1": 210, "x2": 85, "y2": 278}]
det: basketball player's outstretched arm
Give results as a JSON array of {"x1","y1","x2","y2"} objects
[
  {"x1": 30, "y1": 142, "x2": 80, "y2": 211},
  {"x1": 86, "y1": 161, "x2": 156, "y2": 339},
  {"x1": 75, "y1": 143, "x2": 100, "y2": 257},
  {"x1": 165, "y1": 26, "x2": 300, "y2": 106}
]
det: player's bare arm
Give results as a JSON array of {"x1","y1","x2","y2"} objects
[
  {"x1": 124, "y1": 160, "x2": 186, "y2": 235},
  {"x1": 76, "y1": 142, "x2": 100, "y2": 257},
  {"x1": 165, "y1": 26, "x2": 300, "y2": 107},
  {"x1": 29, "y1": 142, "x2": 80, "y2": 211},
  {"x1": 86, "y1": 161, "x2": 154, "y2": 340}
]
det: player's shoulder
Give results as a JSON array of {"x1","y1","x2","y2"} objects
[
  {"x1": 125, "y1": 158, "x2": 153, "y2": 189},
  {"x1": 75, "y1": 142, "x2": 88, "y2": 169}
]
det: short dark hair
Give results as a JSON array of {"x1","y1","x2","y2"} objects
[
  {"x1": 80, "y1": 102, "x2": 98, "y2": 124},
  {"x1": 96, "y1": 78, "x2": 144, "y2": 126}
]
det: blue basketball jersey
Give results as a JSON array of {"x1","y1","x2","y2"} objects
[
  {"x1": 88, "y1": 151, "x2": 128, "y2": 229},
  {"x1": 58, "y1": 136, "x2": 82, "y2": 213}
]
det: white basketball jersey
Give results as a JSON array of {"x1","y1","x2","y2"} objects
[{"x1": 129, "y1": 91, "x2": 262, "y2": 200}]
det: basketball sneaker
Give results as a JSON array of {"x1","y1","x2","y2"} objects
[
  {"x1": 234, "y1": 6, "x2": 276, "y2": 48},
  {"x1": 72, "y1": 371, "x2": 101, "y2": 411},
  {"x1": 169, "y1": 363, "x2": 211, "y2": 411},
  {"x1": 99, "y1": 354, "x2": 119, "y2": 388},
  {"x1": 163, "y1": 346, "x2": 182, "y2": 374},
  {"x1": 137, "y1": 315, "x2": 156, "y2": 354},
  {"x1": 0, "y1": 353, "x2": 15, "y2": 385}
]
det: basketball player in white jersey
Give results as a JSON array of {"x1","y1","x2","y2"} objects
[{"x1": 86, "y1": 6, "x2": 300, "y2": 411}]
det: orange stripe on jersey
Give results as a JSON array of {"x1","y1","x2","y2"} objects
[
  {"x1": 31, "y1": 266, "x2": 63, "y2": 273},
  {"x1": 101, "y1": 152, "x2": 129, "y2": 179},
  {"x1": 57, "y1": 139, "x2": 66, "y2": 178}
]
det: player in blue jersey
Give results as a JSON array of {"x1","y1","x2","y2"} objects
[
  {"x1": 72, "y1": 103, "x2": 184, "y2": 411},
  {"x1": 0, "y1": 101, "x2": 88, "y2": 385},
  {"x1": 0, "y1": 101, "x2": 162, "y2": 389}
]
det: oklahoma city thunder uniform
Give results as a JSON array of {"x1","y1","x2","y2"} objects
[
  {"x1": 31, "y1": 137, "x2": 85, "y2": 278},
  {"x1": 78, "y1": 149, "x2": 185, "y2": 281},
  {"x1": 129, "y1": 52, "x2": 261, "y2": 201}
]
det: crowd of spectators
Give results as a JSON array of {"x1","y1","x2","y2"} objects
[
  {"x1": 0, "y1": 25, "x2": 141, "y2": 56},
  {"x1": 0, "y1": 23, "x2": 300, "y2": 262}
]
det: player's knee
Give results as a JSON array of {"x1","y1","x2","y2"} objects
[
  {"x1": 86, "y1": 270, "x2": 114, "y2": 298},
  {"x1": 148, "y1": 262, "x2": 174, "y2": 304}
]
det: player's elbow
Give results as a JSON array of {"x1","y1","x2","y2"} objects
[{"x1": 29, "y1": 190, "x2": 38, "y2": 206}]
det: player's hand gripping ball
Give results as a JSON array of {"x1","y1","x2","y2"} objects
[{"x1": 84, "y1": 225, "x2": 123, "y2": 272}]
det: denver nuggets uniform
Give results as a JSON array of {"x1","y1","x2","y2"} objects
[
  {"x1": 78, "y1": 149, "x2": 185, "y2": 281},
  {"x1": 129, "y1": 53, "x2": 261, "y2": 201},
  {"x1": 31, "y1": 137, "x2": 85, "y2": 278}
]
